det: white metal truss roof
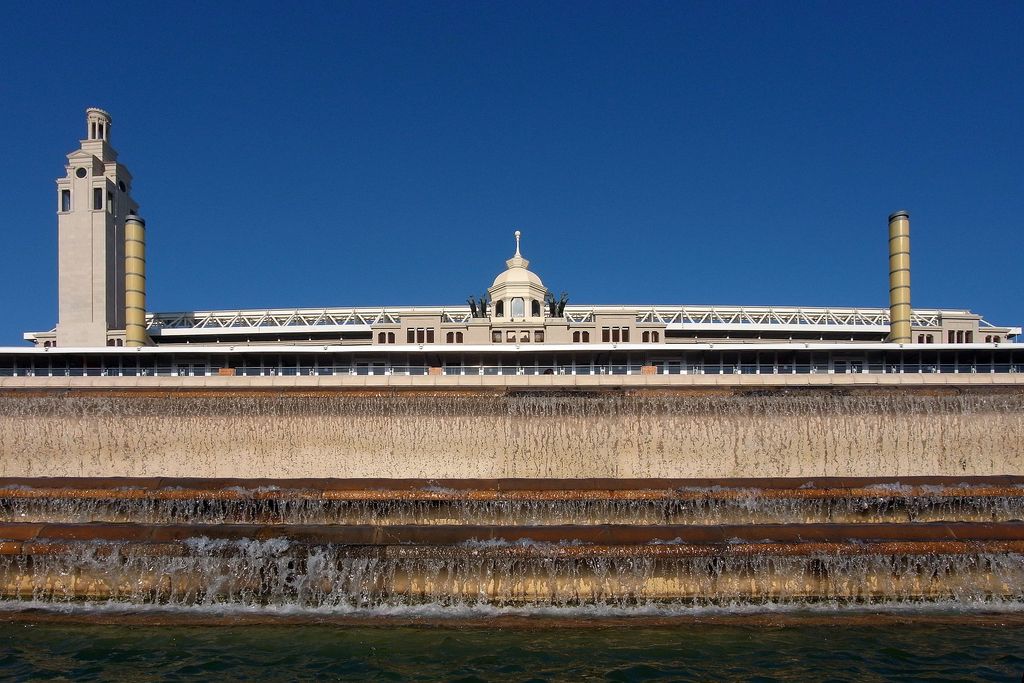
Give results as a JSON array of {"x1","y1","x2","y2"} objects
[
  {"x1": 25, "y1": 305, "x2": 1016, "y2": 342},
  {"x1": 134, "y1": 305, "x2": 1005, "y2": 334}
]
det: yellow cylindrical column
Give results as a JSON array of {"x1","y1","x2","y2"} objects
[
  {"x1": 125, "y1": 215, "x2": 148, "y2": 347},
  {"x1": 887, "y1": 210, "x2": 911, "y2": 344}
]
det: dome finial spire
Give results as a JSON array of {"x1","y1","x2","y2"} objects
[{"x1": 504, "y1": 229, "x2": 529, "y2": 270}]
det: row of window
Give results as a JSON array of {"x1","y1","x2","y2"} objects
[
  {"x1": 378, "y1": 330, "x2": 467, "y2": 344},
  {"x1": 492, "y1": 330, "x2": 545, "y2": 343},
  {"x1": 917, "y1": 331, "x2": 1002, "y2": 344},
  {"x1": 408, "y1": 328, "x2": 434, "y2": 344},
  {"x1": 59, "y1": 183, "x2": 128, "y2": 214},
  {"x1": 6, "y1": 350, "x2": 1024, "y2": 378},
  {"x1": 43, "y1": 340, "x2": 125, "y2": 348},
  {"x1": 494, "y1": 298, "x2": 542, "y2": 318},
  {"x1": 376, "y1": 329, "x2": 662, "y2": 345},
  {"x1": 600, "y1": 328, "x2": 660, "y2": 343},
  {"x1": 602, "y1": 327, "x2": 630, "y2": 343}
]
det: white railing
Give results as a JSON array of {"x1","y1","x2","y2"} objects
[{"x1": 4, "y1": 360, "x2": 1022, "y2": 379}]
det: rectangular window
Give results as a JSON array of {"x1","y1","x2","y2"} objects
[
  {"x1": 602, "y1": 328, "x2": 610, "y2": 343},
  {"x1": 948, "y1": 330, "x2": 955, "y2": 344},
  {"x1": 506, "y1": 330, "x2": 516, "y2": 342},
  {"x1": 107, "y1": 191, "x2": 114, "y2": 214},
  {"x1": 534, "y1": 330, "x2": 544, "y2": 343},
  {"x1": 520, "y1": 331, "x2": 530, "y2": 342},
  {"x1": 61, "y1": 190, "x2": 71, "y2": 212},
  {"x1": 93, "y1": 188, "x2": 103, "y2": 210},
  {"x1": 416, "y1": 329, "x2": 425, "y2": 344},
  {"x1": 426, "y1": 329, "x2": 435, "y2": 343},
  {"x1": 611, "y1": 328, "x2": 620, "y2": 343},
  {"x1": 621, "y1": 328, "x2": 630, "y2": 343},
  {"x1": 407, "y1": 329, "x2": 415, "y2": 343},
  {"x1": 492, "y1": 331, "x2": 502, "y2": 343}
]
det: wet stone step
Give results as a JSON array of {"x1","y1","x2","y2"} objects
[
  {"x1": 3, "y1": 521, "x2": 1024, "y2": 548},
  {"x1": 2, "y1": 531, "x2": 1023, "y2": 607},
  {"x1": 2, "y1": 478, "x2": 1023, "y2": 527}
]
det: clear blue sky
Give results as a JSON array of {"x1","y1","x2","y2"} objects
[{"x1": 1, "y1": 1, "x2": 1021, "y2": 344}]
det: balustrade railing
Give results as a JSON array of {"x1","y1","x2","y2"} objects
[{"x1": 2, "y1": 362, "x2": 1023, "y2": 378}]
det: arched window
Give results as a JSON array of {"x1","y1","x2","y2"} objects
[
  {"x1": 388, "y1": 332, "x2": 395, "y2": 343},
  {"x1": 511, "y1": 297, "x2": 525, "y2": 318},
  {"x1": 582, "y1": 331, "x2": 590, "y2": 342},
  {"x1": 926, "y1": 334, "x2": 934, "y2": 343},
  {"x1": 378, "y1": 332, "x2": 386, "y2": 344},
  {"x1": 456, "y1": 332, "x2": 464, "y2": 343},
  {"x1": 642, "y1": 331, "x2": 650, "y2": 342},
  {"x1": 985, "y1": 335, "x2": 992, "y2": 343},
  {"x1": 994, "y1": 336, "x2": 1001, "y2": 343},
  {"x1": 106, "y1": 339, "x2": 115, "y2": 347},
  {"x1": 918, "y1": 334, "x2": 924, "y2": 344},
  {"x1": 446, "y1": 332, "x2": 454, "y2": 343},
  {"x1": 652, "y1": 331, "x2": 659, "y2": 343},
  {"x1": 495, "y1": 300, "x2": 504, "y2": 317},
  {"x1": 531, "y1": 299, "x2": 541, "y2": 317},
  {"x1": 572, "y1": 331, "x2": 580, "y2": 342},
  {"x1": 116, "y1": 339, "x2": 123, "y2": 347}
]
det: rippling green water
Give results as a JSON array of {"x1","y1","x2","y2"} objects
[{"x1": 1, "y1": 618, "x2": 1023, "y2": 681}]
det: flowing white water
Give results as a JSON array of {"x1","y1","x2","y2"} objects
[
  {"x1": 2, "y1": 390, "x2": 1023, "y2": 616},
  {"x1": 3, "y1": 392, "x2": 1024, "y2": 478},
  {"x1": 3, "y1": 538, "x2": 1023, "y2": 610},
  {"x1": 3, "y1": 491, "x2": 1023, "y2": 525}
]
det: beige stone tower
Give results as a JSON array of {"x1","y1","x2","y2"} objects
[{"x1": 56, "y1": 109, "x2": 139, "y2": 347}]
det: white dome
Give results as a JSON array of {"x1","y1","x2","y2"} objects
[
  {"x1": 489, "y1": 231, "x2": 546, "y2": 290},
  {"x1": 491, "y1": 263, "x2": 544, "y2": 289}
]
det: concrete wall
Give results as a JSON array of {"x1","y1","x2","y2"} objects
[{"x1": 0, "y1": 387, "x2": 1021, "y2": 479}]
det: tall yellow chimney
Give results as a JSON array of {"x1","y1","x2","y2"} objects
[
  {"x1": 124, "y1": 215, "x2": 148, "y2": 346},
  {"x1": 887, "y1": 210, "x2": 911, "y2": 343}
]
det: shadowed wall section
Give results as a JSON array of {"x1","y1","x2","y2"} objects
[{"x1": 1, "y1": 389, "x2": 1022, "y2": 479}]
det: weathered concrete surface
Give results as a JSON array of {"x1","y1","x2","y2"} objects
[{"x1": 0, "y1": 387, "x2": 1022, "y2": 479}]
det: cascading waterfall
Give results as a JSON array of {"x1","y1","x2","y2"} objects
[
  {"x1": 4, "y1": 539, "x2": 1024, "y2": 610},
  {"x1": 1, "y1": 387, "x2": 1023, "y2": 617},
  {"x1": 1, "y1": 390, "x2": 1023, "y2": 478},
  {"x1": 3, "y1": 486, "x2": 1024, "y2": 526}
]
